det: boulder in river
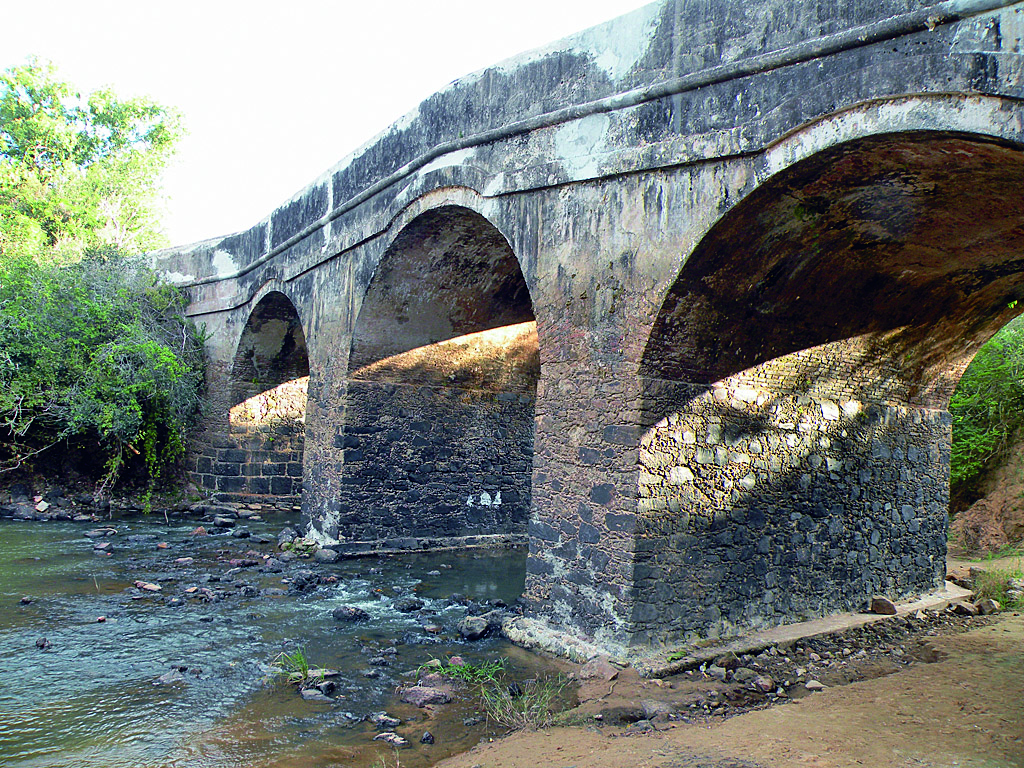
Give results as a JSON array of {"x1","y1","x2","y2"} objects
[
  {"x1": 458, "y1": 616, "x2": 490, "y2": 640},
  {"x1": 394, "y1": 597, "x2": 424, "y2": 613},
  {"x1": 332, "y1": 605, "x2": 370, "y2": 622},
  {"x1": 313, "y1": 548, "x2": 339, "y2": 564},
  {"x1": 401, "y1": 685, "x2": 451, "y2": 707}
]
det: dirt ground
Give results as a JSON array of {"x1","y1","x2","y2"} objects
[{"x1": 437, "y1": 610, "x2": 1024, "y2": 768}]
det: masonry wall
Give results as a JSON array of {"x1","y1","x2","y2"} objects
[
  {"x1": 189, "y1": 377, "x2": 307, "y2": 504},
  {"x1": 632, "y1": 347, "x2": 950, "y2": 645},
  {"x1": 323, "y1": 380, "x2": 534, "y2": 542}
]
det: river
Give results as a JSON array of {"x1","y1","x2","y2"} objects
[{"x1": 0, "y1": 512, "x2": 561, "y2": 767}]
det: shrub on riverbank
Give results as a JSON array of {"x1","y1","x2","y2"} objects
[{"x1": 0, "y1": 251, "x2": 205, "y2": 491}]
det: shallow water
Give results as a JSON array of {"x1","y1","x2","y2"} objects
[{"x1": 0, "y1": 514, "x2": 554, "y2": 767}]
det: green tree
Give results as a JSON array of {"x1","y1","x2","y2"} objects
[
  {"x1": 0, "y1": 59, "x2": 201, "y2": 492},
  {"x1": 0, "y1": 57, "x2": 182, "y2": 261},
  {"x1": 950, "y1": 314, "x2": 1024, "y2": 507},
  {"x1": 0, "y1": 252, "x2": 205, "y2": 490}
]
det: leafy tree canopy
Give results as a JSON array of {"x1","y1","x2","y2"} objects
[
  {"x1": 0, "y1": 59, "x2": 201, "y2": 492},
  {"x1": 950, "y1": 313, "x2": 1024, "y2": 508},
  {"x1": 0, "y1": 57, "x2": 182, "y2": 261}
]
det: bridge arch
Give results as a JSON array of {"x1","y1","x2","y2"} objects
[
  {"x1": 326, "y1": 203, "x2": 540, "y2": 545},
  {"x1": 634, "y1": 123, "x2": 1024, "y2": 643},
  {"x1": 210, "y1": 288, "x2": 309, "y2": 501}
]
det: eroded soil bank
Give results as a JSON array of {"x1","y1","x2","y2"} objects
[{"x1": 440, "y1": 609, "x2": 1024, "y2": 768}]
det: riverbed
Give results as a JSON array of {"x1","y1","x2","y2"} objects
[{"x1": 0, "y1": 513, "x2": 560, "y2": 767}]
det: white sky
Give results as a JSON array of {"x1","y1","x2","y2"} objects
[{"x1": 3, "y1": 0, "x2": 652, "y2": 246}]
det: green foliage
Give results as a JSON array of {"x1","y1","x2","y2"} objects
[
  {"x1": 426, "y1": 657, "x2": 506, "y2": 685},
  {"x1": 272, "y1": 647, "x2": 321, "y2": 685},
  {"x1": 973, "y1": 565, "x2": 1024, "y2": 609},
  {"x1": 481, "y1": 675, "x2": 569, "y2": 731},
  {"x1": 424, "y1": 657, "x2": 570, "y2": 732},
  {"x1": 0, "y1": 252, "x2": 205, "y2": 488},
  {"x1": 950, "y1": 314, "x2": 1024, "y2": 505},
  {"x1": 0, "y1": 57, "x2": 182, "y2": 262}
]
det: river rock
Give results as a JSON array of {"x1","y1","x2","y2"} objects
[
  {"x1": 805, "y1": 679, "x2": 826, "y2": 691},
  {"x1": 976, "y1": 598, "x2": 1001, "y2": 615},
  {"x1": 333, "y1": 605, "x2": 370, "y2": 622},
  {"x1": 230, "y1": 527, "x2": 250, "y2": 539},
  {"x1": 401, "y1": 685, "x2": 451, "y2": 707},
  {"x1": 733, "y1": 667, "x2": 757, "y2": 684},
  {"x1": 870, "y1": 596, "x2": 898, "y2": 615},
  {"x1": 300, "y1": 688, "x2": 333, "y2": 703},
  {"x1": 641, "y1": 699, "x2": 674, "y2": 720},
  {"x1": 369, "y1": 711, "x2": 401, "y2": 728},
  {"x1": 394, "y1": 597, "x2": 425, "y2": 613},
  {"x1": 155, "y1": 670, "x2": 185, "y2": 684},
  {"x1": 373, "y1": 732, "x2": 408, "y2": 747},
  {"x1": 714, "y1": 651, "x2": 740, "y2": 670},
  {"x1": 85, "y1": 528, "x2": 116, "y2": 538},
  {"x1": 951, "y1": 601, "x2": 978, "y2": 616},
  {"x1": 420, "y1": 731, "x2": 434, "y2": 744},
  {"x1": 705, "y1": 665, "x2": 727, "y2": 681},
  {"x1": 313, "y1": 548, "x2": 339, "y2": 564},
  {"x1": 753, "y1": 675, "x2": 775, "y2": 693},
  {"x1": 459, "y1": 616, "x2": 490, "y2": 640},
  {"x1": 578, "y1": 656, "x2": 619, "y2": 681},
  {"x1": 212, "y1": 516, "x2": 236, "y2": 528},
  {"x1": 278, "y1": 526, "x2": 298, "y2": 546}
]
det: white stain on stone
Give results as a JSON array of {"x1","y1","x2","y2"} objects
[
  {"x1": 467, "y1": 491, "x2": 502, "y2": 507},
  {"x1": 161, "y1": 271, "x2": 196, "y2": 284},
  {"x1": 581, "y1": 3, "x2": 662, "y2": 81},
  {"x1": 488, "y1": 3, "x2": 661, "y2": 83},
  {"x1": 952, "y1": 6, "x2": 1024, "y2": 55},
  {"x1": 211, "y1": 249, "x2": 238, "y2": 277},
  {"x1": 555, "y1": 112, "x2": 611, "y2": 179},
  {"x1": 420, "y1": 147, "x2": 476, "y2": 177}
]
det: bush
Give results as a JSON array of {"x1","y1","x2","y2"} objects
[
  {"x1": 950, "y1": 314, "x2": 1024, "y2": 508},
  {"x1": 0, "y1": 251, "x2": 205, "y2": 490}
]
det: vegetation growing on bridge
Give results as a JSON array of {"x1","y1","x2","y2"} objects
[{"x1": 0, "y1": 59, "x2": 203, "y2": 491}]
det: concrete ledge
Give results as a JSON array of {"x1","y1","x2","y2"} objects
[
  {"x1": 501, "y1": 581, "x2": 974, "y2": 673},
  {"x1": 332, "y1": 533, "x2": 527, "y2": 557},
  {"x1": 501, "y1": 616, "x2": 628, "y2": 665},
  {"x1": 632, "y1": 581, "x2": 974, "y2": 678}
]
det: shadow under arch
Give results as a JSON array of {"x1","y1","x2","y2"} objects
[
  {"x1": 211, "y1": 290, "x2": 310, "y2": 501},
  {"x1": 632, "y1": 129, "x2": 1024, "y2": 645},
  {"x1": 326, "y1": 204, "x2": 540, "y2": 545}
]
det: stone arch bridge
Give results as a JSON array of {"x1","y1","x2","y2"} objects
[{"x1": 154, "y1": 0, "x2": 1024, "y2": 657}]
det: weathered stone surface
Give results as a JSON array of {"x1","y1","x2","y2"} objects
[
  {"x1": 870, "y1": 596, "x2": 898, "y2": 616},
  {"x1": 313, "y1": 548, "x2": 339, "y2": 564},
  {"x1": 394, "y1": 597, "x2": 425, "y2": 613},
  {"x1": 578, "y1": 656, "x2": 619, "y2": 681},
  {"x1": 401, "y1": 686, "x2": 451, "y2": 707},
  {"x1": 975, "y1": 598, "x2": 1001, "y2": 615},
  {"x1": 332, "y1": 605, "x2": 370, "y2": 622},
  {"x1": 459, "y1": 616, "x2": 490, "y2": 641}
]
